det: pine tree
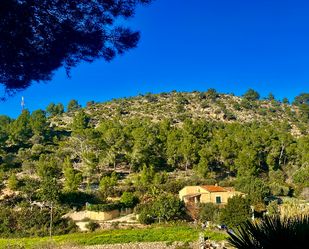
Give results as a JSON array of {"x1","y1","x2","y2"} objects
[
  {"x1": 63, "y1": 156, "x2": 82, "y2": 192},
  {"x1": 8, "y1": 173, "x2": 18, "y2": 190}
]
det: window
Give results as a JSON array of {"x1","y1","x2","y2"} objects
[{"x1": 215, "y1": 196, "x2": 221, "y2": 204}]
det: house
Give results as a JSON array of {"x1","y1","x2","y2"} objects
[{"x1": 179, "y1": 185, "x2": 243, "y2": 204}]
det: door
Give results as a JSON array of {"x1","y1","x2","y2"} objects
[{"x1": 216, "y1": 196, "x2": 221, "y2": 204}]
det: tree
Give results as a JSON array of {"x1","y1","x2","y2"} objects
[
  {"x1": 235, "y1": 176, "x2": 270, "y2": 199},
  {"x1": 0, "y1": 0, "x2": 154, "y2": 97},
  {"x1": 120, "y1": 192, "x2": 137, "y2": 207},
  {"x1": 243, "y1": 89, "x2": 260, "y2": 101},
  {"x1": 220, "y1": 195, "x2": 252, "y2": 228},
  {"x1": 227, "y1": 215, "x2": 309, "y2": 249},
  {"x1": 66, "y1": 99, "x2": 81, "y2": 112},
  {"x1": 292, "y1": 93, "x2": 309, "y2": 106},
  {"x1": 198, "y1": 202, "x2": 219, "y2": 223},
  {"x1": 36, "y1": 154, "x2": 59, "y2": 178},
  {"x1": 282, "y1": 97, "x2": 289, "y2": 104},
  {"x1": 46, "y1": 103, "x2": 64, "y2": 116},
  {"x1": 86, "y1": 101, "x2": 95, "y2": 107},
  {"x1": 37, "y1": 177, "x2": 60, "y2": 241},
  {"x1": 72, "y1": 110, "x2": 90, "y2": 130},
  {"x1": 9, "y1": 109, "x2": 32, "y2": 144},
  {"x1": 99, "y1": 171, "x2": 118, "y2": 192},
  {"x1": 20, "y1": 177, "x2": 39, "y2": 203},
  {"x1": 62, "y1": 156, "x2": 82, "y2": 192},
  {"x1": 30, "y1": 109, "x2": 46, "y2": 134},
  {"x1": 150, "y1": 194, "x2": 185, "y2": 220},
  {"x1": 206, "y1": 88, "x2": 217, "y2": 100},
  {"x1": 267, "y1": 93, "x2": 275, "y2": 101},
  {"x1": 8, "y1": 173, "x2": 18, "y2": 190}
]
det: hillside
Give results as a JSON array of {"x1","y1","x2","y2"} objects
[
  {"x1": 1, "y1": 89, "x2": 309, "y2": 239},
  {"x1": 51, "y1": 90, "x2": 307, "y2": 137}
]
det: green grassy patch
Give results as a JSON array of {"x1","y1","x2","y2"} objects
[{"x1": 0, "y1": 227, "x2": 227, "y2": 248}]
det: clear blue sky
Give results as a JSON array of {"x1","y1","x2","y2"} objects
[{"x1": 1, "y1": 0, "x2": 309, "y2": 118}]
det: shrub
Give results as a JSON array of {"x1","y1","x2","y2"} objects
[
  {"x1": 269, "y1": 182, "x2": 290, "y2": 196},
  {"x1": 293, "y1": 169, "x2": 309, "y2": 183},
  {"x1": 85, "y1": 220, "x2": 100, "y2": 232},
  {"x1": 266, "y1": 200, "x2": 280, "y2": 217},
  {"x1": 138, "y1": 210, "x2": 154, "y2": 225},
  {"x1": 220, "y1": 195, "x2": 252, "y2": 228},
  {"x1": 240, "y1": 99, "x2": 251, "y2": 109},
  {"x1": 198, "y1": 203, "x2": 219, "y2": 222},
  {"x1": 120, "y1": 192, "x2": 138, "y2": 207},
  {"x1": 233, "y1": 102, "x2": 240, "y2": 110},
  {"x1": 235, "y1": 176, "x2": 270, "y2": 199}
]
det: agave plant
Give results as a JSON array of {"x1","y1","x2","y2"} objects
[{"x1": 227, "y1": 215, "x2": 309, "y2": 249}]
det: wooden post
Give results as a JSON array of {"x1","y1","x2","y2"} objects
[{"x1": 50, "y1": 202, "x2": 53, "y2": 241}]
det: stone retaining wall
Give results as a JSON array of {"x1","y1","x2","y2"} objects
[
  {"x1": 59, "y1": 241, "x2": 199, "y2": 249},
  {"x1": 63, "y1": 210, "x2": 120, "y2": 221},
  {"x1": 57, "y1": 241, "x2": 233, "y2": 249}
]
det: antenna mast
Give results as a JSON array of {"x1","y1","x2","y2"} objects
[{"x1": 21, "y1": 96, "x2": 25, "y2": 113}]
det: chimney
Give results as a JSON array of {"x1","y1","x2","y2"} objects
[{"x1": 215, "y1": 183, "x2": 218, "y2": 187}]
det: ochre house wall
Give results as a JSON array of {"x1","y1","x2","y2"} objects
[
  {"x1": 179, "y1": 186, "x2": 208, "y2": 200},
  {"x1": 179, "y1": 186, "x2": 243, "y2": 204}
]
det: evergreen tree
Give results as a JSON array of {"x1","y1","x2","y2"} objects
[
  {"x1": 72, "y1": 110, "x2": 90, "y2": 130},
  {"x1": 63, "y1": 157, "x2": 82, "y2": 192},
  {"x1": 10, "y1": 109, "x2": 32, "y2": 144},
  {"x1": 99, "y1": 171, "x2": 118, "y2": 191},
  {"x1": 267, "y1": 93, "x2": 275, "y2": 101},
  {"x1": 243, "y1": 88, "x2": 260, "y2": 100},
  {"x1": 221, "y1": 195, "x2": 252, "y2": 228},
  {"x1": 282, "y1": 97, "x2": 290, "y2": 104},
  {"x1": 30, "y1": 109, "x2": 46, "y2": 134},
  {"x1": 66, "y1": 99, "x2": 81, "y2": 112},
  {"x1": 8, "y1": 173, "x2": 18, "y2": 190}
]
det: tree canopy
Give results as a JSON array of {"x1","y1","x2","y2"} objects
[{"x1": 0, "y1": 0, "x2": 154, "y2": 97}]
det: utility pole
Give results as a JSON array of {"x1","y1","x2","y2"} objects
[{"x1": 21, "y1": 96, "x2": 25, "y2": 113}]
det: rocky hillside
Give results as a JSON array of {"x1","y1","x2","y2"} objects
[{"x1": 50, "y1": 89, "x2": 307, "y2": 137}]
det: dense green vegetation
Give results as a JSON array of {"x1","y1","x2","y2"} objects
[
  {"x1": 0, "y1": 89, "x2": 309, "y2": 239},
  {"x1": 0, "y1": 227, "x2": 227, "y2": 248}
]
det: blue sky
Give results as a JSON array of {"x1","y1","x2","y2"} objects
[{"x1": 1, "y1": 0, "x2": 309, "y2": 118}]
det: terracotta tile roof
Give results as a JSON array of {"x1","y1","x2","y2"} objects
[
  {"x1": 222, "y1": 187, "x2": 236, "y2": 192},
  {"x1": 200, "y1": 185, "x2": 227, "y2": 192}
]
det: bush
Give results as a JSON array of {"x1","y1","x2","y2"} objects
[
  {"x1": 220, "y1": 195, "x2": 252, "y2": 228},
  {"x1": 235, "y1": 176, "x2": 270, "y2": 198},
  {"x1": 266, "y1": 200, "x2": 280, "y2": 217},
  {"x1": 240, "y1": 99, "x2": 251, "y2": 109},
  {"x1": 85, "y1": 220, "x2": 100, "y2": 232},
  {"x1": 269, "y1": 182, "x2": 290, "y2": 196},
  {"x1": 138, "y1": 210, "x2": 154, "y2": 225},
  {"x1": 293, "y1": 169, "x2": 309, "y2": 183},
  {"x1": 233, "y1": 102, "x2": 240, "y2": 110},
  {"x1": 198, "y1": 203, "x2": 219, "y2": 222},
  {"x1": 120, "y1": 192, "x2": 138, "y2": 207}
]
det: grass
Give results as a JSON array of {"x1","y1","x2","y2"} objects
[{"x1": 0, "y1": 227, "x2": 227, "y2": 248}]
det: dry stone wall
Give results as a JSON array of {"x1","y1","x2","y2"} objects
[{"x1": 63, "y1": 210, "x2": 120, "y2": 221}]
